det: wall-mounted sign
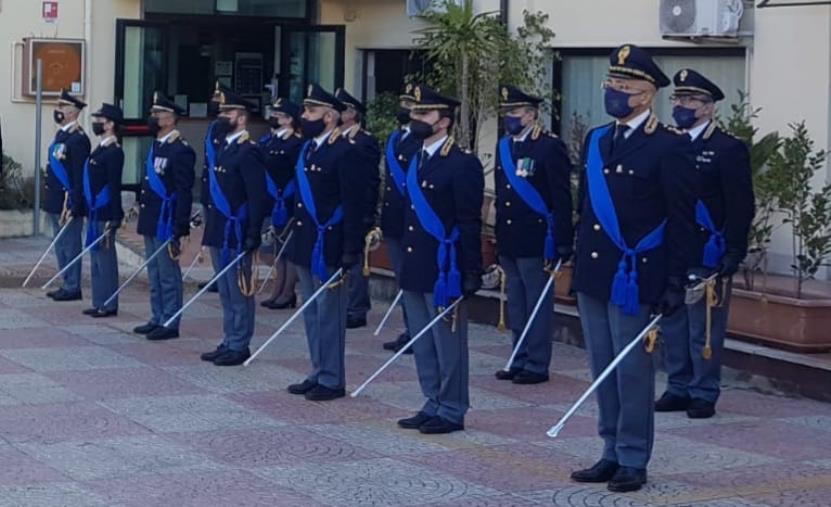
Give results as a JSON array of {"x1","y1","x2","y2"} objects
[
  {"x1": 22, "y1": 38, "x2": 86, "y2": 97},
  {"x1": 42, "y1": 1, "x2": 58, "y2": 22}
]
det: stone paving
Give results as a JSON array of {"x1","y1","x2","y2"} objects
[{"x1": 0, "y1": 237, "x2": 830, "y2": 506}]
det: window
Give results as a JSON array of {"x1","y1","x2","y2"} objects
[
  {"x1": 555, "y1": 48, "x2": 747, "y2": 152},
  {"x1": 145, "y1": 0, "x2": 308, "y2": 18}
]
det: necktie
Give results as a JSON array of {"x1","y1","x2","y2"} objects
[{"x1": 613, "y1": 124, "x2": 630, "y2": 151}]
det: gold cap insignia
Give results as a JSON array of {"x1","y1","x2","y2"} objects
[
  {"x1": 274, "y1": 98, "x2": 282, "y2": 107},
  {"x1": 414, "y1": 86, "x2": 422, "y2": 102},
  {"x1": 153, "y1": 91, "x2": 159, "y2": 104},
  {"x1": 307, "y1": 84, "x2": 313, "y2": 97},
  {"x1": 218, "y1": 92, "x2": 226, "y2": 105},
  {"x1": 680, "y1": 69, "x2": 688, "y2": 82},
  {"x1": 405, "y1": 83, "x2": 413, "y2": 94},
  {"x1": 617, "y1": 45, "x2": 631, "y2": 66},
  {"x1": 501, "y1": 87, "x2": 509, "y2": 100}
]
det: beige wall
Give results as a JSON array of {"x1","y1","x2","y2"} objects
[{"x1": 0, "y1": 0, "x2": 140, "y2": 172}]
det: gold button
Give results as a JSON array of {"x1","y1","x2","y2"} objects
[
  {"x1": 328, "y1": 226, "x2": 333, "y2": 230},
  {"x1": 407, "y1": 246, "x2": 413, "y2": 253},
  {"x1": 506, "y1": 184, "x2": 511, "y2": 189},
  {"x1": 506, "y1": 219, "x2": 512, "y2": 225},
  {"x1": 628, "y1": 170, "x2": 634, "y2": 175},
  {"x1": 386, "y1": 186, "x2": 391, "y2": 192},
  {"x1": 384, "y1": 202, "x2": 390, "y2": 207},
  {"x1": 642, "y1": 257, "x2": 648, "y2": 264},
  {"x1": 411, "y1": 205, "x2": 415, "y2": 210},
  {"x1": 591, "y1": 251, "x2": 599, "y2": 259},
  {"x1": 593, "y1": 224, "x2": 601, "y2": 231},
  {"x1": 603, "y1": 169, "x2": 610, "y2": 175},
  {"x1": 505, "y1": 202, "x2": 511, "y2": 207},
  {"x1": 140, "y1": 204, "x2": 146, "y2": 208},
  {"x1": 408, "y1": 225, "x2": 414, "y2": 231},
  {"x1": 297, "y1": 203, "x2": 303, "y2": 208},
  {"x1": 616, "y1": 165, "x2": 623, "y2": 174},
  {"x1": 296, "y1": 220, "x2": 302, "y2": 226}
]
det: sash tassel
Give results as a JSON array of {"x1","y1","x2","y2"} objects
[
  {"x1": 696, "y1": 200, "x2": 726, "y2": 268},
  {"x1": 83, "y1": 159, "x2": 111, "y2": 250}
]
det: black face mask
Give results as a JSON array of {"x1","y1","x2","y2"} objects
[
  {"x1": 53, "y1": 110, "x2": 65, "y2": 125},
  {"x1": 92, "y1": 122, "x2": 106, "y2": 136},
  {"x1": 147, "y1": 117, "x2": 161, "y2": 136},
  {"x1": 396, "y1": 108, "x2": 411, "y2": 125},
  {"x1": 267, "y1": 118, "x2": 282, "y2": 130},
  {"x1": 409, "y1": 119, "x2": 437, "y2": 141},
  {"x1": 213, "y1": 117, "x2": 233, "y2": 138},
  {"x1": 301, "y1": 118, "x2": 325, "y2": 139}
]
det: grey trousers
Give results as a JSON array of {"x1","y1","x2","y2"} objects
[
  {"x1": 500, "y1": 255, "x2": 554, "y2": 375},
  {"x1": 402, "y1": 291, "x2": 469, "y2": 424},
  {"x1": 386, "y1": 237, "x2": 410, "y2": 336},
  {"x1": 347, "y1": 253, "x2": 371, "y2": 319},
  {"x1": 210, "y1": 248, "x2": 256, "y2": 351},
  {"x1": 90, "y1": 223, "x2": 119, "y2": 311},
  {"x1": 49, "y1": 213, "x2": 83, "y2": 293},
  {"x1": 296, "y1": 263, "x2": 347, "y2": 390},
  {"x1": 662, "y1": 281, "x2": 732, "y2": 403},
  {"x1": 144, "y1": 236, "x2": 183, "y2": 329},
  {"x1": 577, "y1": 292, "x2": 655, "y2": 470}
]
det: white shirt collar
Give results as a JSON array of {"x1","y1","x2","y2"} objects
[
  {"x1": 275, "y1": 127, "x2": 289, "y2": 138},
  {"x1": 157, "y1": 130, "x2": 177, "y2": 144},
  {"x1": 60, "y1": 120, "x2": 78, "y2": 133},
  {"x1": 100, "y1": 136, "x2": 117, "y2": 147},
  {"x1": 688, "y1": 120, "x2": 710, "y2": 141},
  {"x1": 400, "y1": 125, "x2": 411, "y2": 140},
  {"x1": 423, "y1": 135, "x2": 449, "y2": 158},
  {"x1": 617, "y1": 109, "x2": 651, "y2": 138},
  {"x1": 513, "y1": 125, "x2": 533, "y2": 143},
  {"x1": 225, "y1": 130, "x2": 245, "y2": 145},
  {"x1": 314, "y1": 128, "x2": 334, "y2": 149}
]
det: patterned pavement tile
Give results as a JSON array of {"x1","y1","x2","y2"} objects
[
  {"x1": 717, "y1": 390, "x2": 830, "y2": 418},
  {"x1": 424, "y1": 492, "x2": 550, "y2": 506},
  {"x1": 0, "y1": 346, "x2": 142, "y2": 372},
  {"x1": 0, "y1": 328, "x2": 90, "y2": 349},
  {"x1": 743, "y1": 486, "x2": 831, "y2": 507},
  {"x1": 255, "y1": 457, "x2": 500, "y2": 507},
  {"x1": 0, "y1": 355, "x2": 30, "y2": 374},
  {"x1": 778, "y1": 415, "x2": 831, "y2": 433},
  {"x1": 107, "y1": 342, "x2": 204, "y2": 367},
  {"x1": 472, "y1": 373, "x2": 590, "y2": 406},
  {"x1": 163, "y1": 363, "x2": 302, "y2": 394},
  {"x1": 0, "y1": 443, "x2": 69, "y2": 485},
  {"x1": 18, "y1": 435, "x2": 214, "y2": 481},
  {"x1": 361, "y1": 380, "x2": 532, "y2": 413},
  {"x1": 465, "y1": 406, "x2": 595, "y2": 441},
  {"x1": 308, "y1": 421, "x2": 452, "y2": 456},
  {"x1": 516, "y1": 486, "x2": 655, "y2": 506},
  {"x1": 0, "y1": 372, "x2": 85, "y2": 405},
  {"x1": 0, "y1": 483, "x2": 111, "y2": 507},
  {"x1": 0, "y1": 308, "x2": 50, "y2": 329},
  {"x1": 101, "y1": 394, "x2": 283, "y2": 433},
  {"x1": 45, "y1": 367, "x2": 206, "y2": 400},
  {"x1": 0, "y1": 402, "x2": 149, "y2": 443}
]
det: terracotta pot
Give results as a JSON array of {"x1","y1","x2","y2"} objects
[
  {"x1": 369, "y1": 241, "x2": 394, "y2": 272},
  {"x1": 482, "y1": 233, "x2": 498, "y2": 268},
  {"x1": 728, "y1": 288, "x2": 831, "y2": 353},
  {"x1": 554, "y1": 264, "x2": 576, "y2": 305}
]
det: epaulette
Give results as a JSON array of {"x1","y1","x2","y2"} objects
[
  {"x1": 440, "y1": 137, "x2": 455, "y2": 157},
  {"x1": 328, "y1": 127, "x2": 342, "y2": 145},
  {"x1": 237, "y1": 131, "x2": 250, "y2": 144},
  {"x1": 348, "y1": 127, "x2": 359, "y2": 140},
  {"x1": 644, "y1": 114, "x2": 659, "y2": 135},
  {"x1": 531, "y1": 124, "x2": 543, "y2": 141},
  {"x1": 166, "y1": 130, "x2": 181, "y2": 143},
  {"x1": 68, "y1": 123, "x2": 81, "y2": 134},
  {"x1": 703, "y1": 121, "x2": 718, "y2": 140}
]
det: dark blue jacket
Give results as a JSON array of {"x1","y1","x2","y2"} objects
[
  {"x1": 287, "y1": 129, "x2": 366, "y2": 268},
  {"x1": 573, "y1": 115, "x2": 697, "y2": 304},
  {"x1": 136, "y1": 131, "x2": 196, "y2": 238},
  {"x1": 691, "y1": 123, "x2": 755, "y2": 267},
  {"x1": 343, "y1": 125, "x2": 381, "y2": 234},
  {"x1": 260, "y1": 128, "x2": 304, "y2": 225},
  {"x1": 399, "y1": 138, "x2": 484, "y2": 293},
  {"x1": 202, "y1": 131, "x2": 270, "y2": 249},
  {"x1": 84, "y1": 140, "x2": 124, "y2": 223},
  {"x1": 494, "y1": 125, "x2": 574, "y2": 259},
  {"x1": 44, "y1": 123, "x2": 91, "y2": 215},
  {"x1": 380, "y1": 127, "x2": 422, "y2": 239},
  {"x1": 200, "y1": 124, "x2": 221, "y2": 209}
]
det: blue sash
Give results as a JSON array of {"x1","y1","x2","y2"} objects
[
  {"x1": 82, "y1": 159, "x2": 111, "y2": 249},
  {"x1": 145, "y1": 145, "x2": 177, "y2": 241},
  {"x1": 586, "y1": 125, "x2": 666, "y2": 315},
  {"x1": 295, "y1": 141, "x2": 344, "y2": 280},
  {"x1": 258, "y1": 133, "x2": 273, "y2": 146},
  {"x1": 385, "y1": 130, "x2": 407, "y2": 196},
  {"x1": 208, "y1": 141, "x2": 249, "y2": 267},
  {"x1": 696, "y1": 200, "x2": 725, "y2": 268},
  {"x1": 265, "y1": 172, "x2": 295, "y2": 228},
  {"x1": 407, "y1": 153, "x2": 461, "y2": 309},
  {"x1": 204, "y1": 121, "x2": 218, "y2": 170},
  {"x1": 48, "y1": 142, "x2": 74, "y2": 208},
  {"x1": 498, "y1": 136, "x2": 556, "y2": 262}
]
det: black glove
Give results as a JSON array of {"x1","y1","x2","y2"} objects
[
  {"x1": 243, "y1": 235, "x2": 261, "y2": 253},
  {"x1": 173, "y1": 222, "x2": 190, "y2": 241},
  {"x1": 654, "y1": 285, "x2": 685, "y2": 317},
  {"x1": 341, "y1": 252, "x2": 359, "y2": 270},
  {"x1": 462, "y1": 272, "x2": 482, "y2": 297},
  {"x1": 717, "y1": 255, "x2": 741, "y2": 278}
]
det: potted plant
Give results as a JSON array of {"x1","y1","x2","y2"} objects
[{"x1": 0, "y1": 154, "x2": 41, "y2": 238}]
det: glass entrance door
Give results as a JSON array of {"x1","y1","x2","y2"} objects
[{"x1": 280, "y1": 26, "x2": 345, "y2": 102}]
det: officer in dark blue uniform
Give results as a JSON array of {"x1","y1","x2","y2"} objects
[
  {"x1": 260, "y1": 97, "x2": 304, "y2": 310},
  {"x1": 286, "y1": 84, "x2": 365, "y2": 401},
  {"x1": 44, "y1": 90, "x2": 91, "y2": 301},
  {"x1": 198, "y1": 90, "x2": 269, "y2": 366},
  {"x1": 396, "y1": 85, "x2": 484, "y2": 435},
  {"x1": 380, "y1": 83, "x2": 422, "y2": 353},
  {"x1": 334, "y1": 88, "x2": 382, "y2": 329},
  {"x1": 83, "y1": 104, "x2": 125, "y2": 318},
  {"x1": 570, "y1": 45, "x2": 697, "y2": 492},
  {"x1": 656, "y1": 69, "x2": 754, "y2": 419},
  {"x1": 493, "y1": 85, "x2": 574, "y2": 384},
  {"x1": 133, "y1": 93, "x2": 196, "y2": 342}
]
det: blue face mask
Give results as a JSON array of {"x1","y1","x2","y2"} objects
[
  {"x1": 504, "y1": 116, "x2": 525, "y2": 136},
  {"x1": 672, "y1": 105, "x2": 699, "y2": 129},
  {"x1": 604, "y1": 87, "x2": 635, "y2": 119}
]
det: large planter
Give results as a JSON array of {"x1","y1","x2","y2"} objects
[
  {"x1": 554, "y1": 264, "x2": 575, "y2": 305},
  {"x1": 0, "y1": 210, "x2": 48, "y2": 238},
  {"x1": 728, "y1": 286, "x2": 831, "y2": 353}
]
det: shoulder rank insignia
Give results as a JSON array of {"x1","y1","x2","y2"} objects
[
  {"x1": 167, "y1": 130, "x2": 181, "y2": 143},
  {"x1": 531, "y1": 124, "x2": 543, "y2": 141},
  {"x1": 703, "y1": 121, "x2": 717, "y2": 140},
  {"x1": 238, "y1": 131, "x2": 250, "y2": 144},
  {"x1": 328, "y1": 127, "x2": 342, "y2": 144},
  {"x1": 644, "y1": 114, "x2": 658, "y2": 135},
  {"x1": 440, "y1": 137, "x2": 455, "y2": 157}
]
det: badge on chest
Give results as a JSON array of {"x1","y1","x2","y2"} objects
[
  {"x1": 53, "y1": 143, "x2": 67, "y2": 160},
  {"x1": 516, "y1": 157, "x2": 536, "y2": 178},
  {"x1": 153, "y1": 157, "x2": 169, "y2": 175}
]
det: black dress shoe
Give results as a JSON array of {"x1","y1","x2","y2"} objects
[
  {"x1": 397, "y1": 411, "x2": 433, "y2": 430},
  {"x1": 607, "y1": 467, "x2": 647, "y2": 492},
  {"x1": 495, "y1": 368, "x2": 521, "y2": 381},
  {"x1": 570, "y1": 459, "x2": 619, "y2": 483},
  {"x1": 146, "y1": 327, "x2": 180, "y2": 341},
  {"x1": 90, "y1": 309, "x2": 118, "y2": 318},
  {"x1": 82, "y1": 308, "x2": 99, "y2": 316},
  {"x1": 382, "y1": 333, "x2": 408, "y2": 351},
  {"x1": 418, "y1": 416, "x2": 464, "y2": 434},
  {"x1": 512, "y1": 370, "x2": 549, "y2": 385},
  {"x1": 346, "y1": 316, "x2": 367, "y2": 329},
  {"x1": 655, "y1": 391, "x2": 691, "y2": 412},
  {"x1": 46, "y1": 289, "x2": 62, "y2": 299},
  {"x1": 304, "y1": 385, "x2": 346, "y2": 401},
  {"x1": 686, "y1": 398, "x2": 716, "y2": 419},
  {"x1": 288, "y1": 379, "x2": 318, "y2": 395},
  {"x1": 212, "y1": 348, "x2": 251, "y2": 366},
  {"x1": 200, "y1": 345, "x2": 228, "y2": 362},
  {"x1": 260, "y1": 298, "x2": 276, "y2": 308},
  {"x1": 198, "y1": 281, "x2": 218, "y2": 293},
  {"x1": 271, "y1": 296, "x2": 297, "y2": 309},
  {"x1": 52, "y1": 290, "x2": 82, "y2": 302},
  {"x1": 133, "y1": 323, "x2": 159, "y2": 335}
]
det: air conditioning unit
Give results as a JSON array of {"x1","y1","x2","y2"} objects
[
  {"x1": 407, "y1": 0, "x2": 462, "y2": 17},
  {"x1": 659, "y1": 0, "x2": 746, "y2": 37}
]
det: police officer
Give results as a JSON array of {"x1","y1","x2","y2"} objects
[
  {"x1": 396, "y1": 85, "x2": 484, "y2": 435},
  {"x1": 493, "y1": 85, "x2": 574, "y2": 384},
  {"x1": 198, "y1": 90, "x2": 269, "y2": 366},
  {"x1": 286, "y1": 84, "x2": 365, "y2": 401},
  {"x1": 260, "y1": 97, "x2": 304, "y2": 310},
  {"x1": 82, "y1": 104, "x2": 125, "y2": 318},
  {"x1": 570, "y1": 45, "x2": 696, "y2": 492},
  {"x1": 334, "y1": 88, "x2": 382, "y2": 329},
  {"x1": 380, "y1": 84, "x2": 421, "y2": 353},
  {"x1": 44, "y1": 90, "x2": 91, "y2": 301},
  {"x1": 133, "y1": 93, "x2": 196, "y2": 342},
  {"x1": 656, "y1": 69, "x2": 754, "y2": 419}
]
